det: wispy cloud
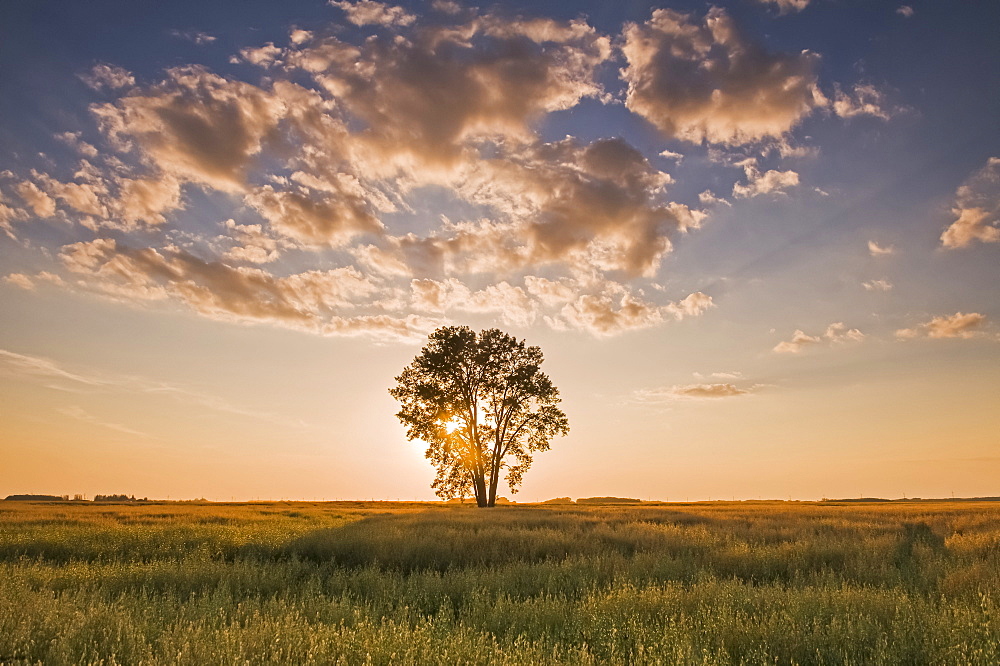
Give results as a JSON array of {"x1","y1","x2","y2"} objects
[
  {"x1": 57, "y1": 405, "x2": 151, "y2": 439},
  {"x1": 862, "y1": 279, "x2": 893, "y2": 292},
  {"x1": 633, "y1": 382, "x2": 764, "y2": 403},
  {"x1": 868, "y1": 240, "x2": 896, "y2": 256},
  {"x1": 0, "y1": 348, "x2": 300, "y2": 425},
  {"x1": 168, "y1": 29, "x2": 217, "y2": 45}
]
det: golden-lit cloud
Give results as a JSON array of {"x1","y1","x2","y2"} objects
[
  {"x1": 56, "y1": 238, "x2": 433, "y2": 341},
  {"x1": 633, "y1": 381, "x2": 762, "y2": 403},
  {"x1": 244, "y1": 185, "x2": 383, "y2": 247},
  {"x1": 755, "y1": 0, "x2": 811, "y2": 14},
  {"x1": 862, "y1": 279, "x2": 893, "y2": 291},
  {"x1": 2, "y1": 3, "x2": 901, "y2": 343},
  {"x1": 732, "y1": 159, "x2": 800, "y2": 198},
  {"x1": 832, "y1": 84, "x2": 896, "y2": 121},
  {"x1": 54, "y1": 132, "x2": 99, "y2": 158},
  {"x1": 868, "y1": 240, "x2": 896, "y2": 256},
  {"x1": 81, "y1": 63, "x2": 135, "y2": 91},
  {"x1": 3, "y1": 271, "x2": 65, "y2": 290},
  {"x1": 621, "y1": 7, "x2": 824, "y2": 145},
  {"x1": 455, "y1": 138, "x2": 693, "y2": 277},
  {"x1": 15, "y1": 181, "x2": 56, "y2": 217},
  {"x1": 896, "y1": 312, "x2": 987, "y2": 340},
  {"x1": 91, "y1": 67, "x2": 286, "y2": 192},
  {"x1": 330, "y1": 0, "x2": 416, "y2": 27},
  {"x1": 219, "y1": 219, "x2": 286, "y2": 264},
  {"x1": 560, "y1": 290, "x2": 712, "y2": 337},
  {"x1": 941, "y1": 158, "x2": 1000, "y2": 248},
  {"x1": 774, "y1": 322, "x2": 864, "y2": 353},
  {"x1": 291, "y1": 16, "x2": 609, "y2": 172}
]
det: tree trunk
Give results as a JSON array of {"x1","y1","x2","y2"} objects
[
  {"x1": 474, "y1": 473, "x2": 489, "y2": 508},
  {"x1": 487, "y1": 470, "x2": 499, "y2": 507}
]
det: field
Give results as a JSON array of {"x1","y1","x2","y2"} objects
[{"x1": 1, "y1": 500, "x2": 998, "y2": 665}]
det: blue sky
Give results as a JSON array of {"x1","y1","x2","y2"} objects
[{"x1": 0, "y1": 0, "x2": 997, "y2": 501}]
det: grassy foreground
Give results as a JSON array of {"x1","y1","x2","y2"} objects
[{"x1": 0, "y1": 501, "x2": 998, "y2": 665}]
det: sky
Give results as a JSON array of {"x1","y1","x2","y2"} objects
[{"x1": 0, "y1": 0, "x2": 998, "y2": 502}]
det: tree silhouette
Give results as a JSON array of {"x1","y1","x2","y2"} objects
[{"x1": 390, "y1": 326, "x2": 569, "y2": 507}]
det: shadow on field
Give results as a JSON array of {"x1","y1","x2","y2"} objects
[{"x1": 280, "y1": 507, "x2": 717, "y2": 572}]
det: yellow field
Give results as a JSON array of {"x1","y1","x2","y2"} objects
[{"x1": 1, "y1": 500, "x2": 998, "y2": 664}]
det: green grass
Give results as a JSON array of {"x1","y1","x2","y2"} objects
[{"x1": 0, "y1": 500, "x2": 998, "y2": 664}]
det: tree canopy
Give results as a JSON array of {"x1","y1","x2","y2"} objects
[{"x1": 390, "y1": 326, "x2": 569, "y2": 507}]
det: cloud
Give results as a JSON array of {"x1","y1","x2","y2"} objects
[
  {"x1": 81, "y1": 64, "x2": 135, "y2": 91},
  {"x1": 665, "y1": 291, "x2": 714, "y2": 319},
  {"x1": 58, "y1": 405, "x2": 151, "y2": 439},
  {"x1": 282, "y1": 13, "x2": 610, "y2": 172},
  {"x1": 3, "y1": 271, "x2": 65, "y2": 290},
  {"x1": 0, "y1": 348, "x2": 305, "y2": 425},
  {"x1": 8, "y1": 7, "x2": 730, "y2": 341},
  {"x1": 832, "y1": 83, "x2": 896, "y2": 121},
  {"x1": 692, "y1": 370, "x2": 745, "y2": 381},
  {"x1": 0, "y1": 349, "x2": 110, "y2": 387},
  {"x1": 410, "y1": 278, "x2": 538, "y2": 327},
  {"x1": 54, "y1": 131, "x2": 99, "y2": 158},
  {"x1": 774, "y1": 322, "x2": 864, "y2": 353},
  {"x1": 560, "y1": 289, "x2": 711, "y2": 337},
  {"x1": 91, "y1": 66, "x2": 286, "y2": 192},
  {"x1": 239, "y1": 43, "x2": 283, "y2": 68},
  {"x1": 57, "y1": 238, "x2": 432, "y2": 341},
  {"x1": 455, "y1": 138, "x2": 694, "y2": 277},
  {"x1": 169, "y1": 29, "x2": 217, "y2": 45},
  {"x1": 330, "y1": 0, "x2": 416, "y2": 27},
  {"x1": 699, "y1": 190, "x2": 731, "y2": 207},
  {"x1": 621, "y1": 7, "x2": 824, "y2": 145},
  {"x1": 244, "y1": 184, "x2": 383, "y2": 246},
  {"x1": 732, "y1": 159, "x2": 800, "y2": 198},
  {"x1": 289, "y1": 29, "x2": 313, "y2": 45},
  {"x1": 111, "y1": 176, "x2": 184, "y2": 229},
  {"x1": 897, "y1": 6, "x2": 915, "y2": 18},
  {"x1": 862, "y1": 279, "x2": 892, "y2": 291},
  {"x1": 3, "y1": 273, "x2": 35, "y2": 290},
  {"x1": 896, "y1": 312, "x2": 987, "y2": 340},
  {"x1": 0, "y1": 192, "x2": 26, "y2": 238},
  {"x1": 634, "y1": 382, "x2": 762, "y2": 403},
  {"x1": 868, "y1": 240, "x2": 895, "y2": 256},
  {"x1": 773, "y1": 329, "x2": 821, "y2": 354},
  {"x1": 220, "y1": 219, "x2": 286, "y2": 264},
  {"x1": 560, "y1": 291, "x2": 666, "y2": 337},
  {"x1": 941, "y1": 157, "x2": 1000, "y2": 248},
  {"x1": 755, "y1": 0, "x2": 811, "y2": 14},
  {"x1": 15, "y1": 181, "x2": 56, "y2": 217}
]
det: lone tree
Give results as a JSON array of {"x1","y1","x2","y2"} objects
[{"x1": 390, "y1": 326, "x2": 569, "y2": 507}]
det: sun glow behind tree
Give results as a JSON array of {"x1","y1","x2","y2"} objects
[{"x1": 391, "y1": 326, "x2": 569, "y2": 507}]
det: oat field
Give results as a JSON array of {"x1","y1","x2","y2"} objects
[{"x1": 1, "y1": 500, "x2": 998, "y2": 665}]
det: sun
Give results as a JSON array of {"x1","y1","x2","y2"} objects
[{"x1": 443, "y1": 417, "x2": 463, "y2": 434}]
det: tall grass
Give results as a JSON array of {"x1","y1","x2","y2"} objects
[{"x1": 0, "y1": 501, "x2": 997, "y2": 664}]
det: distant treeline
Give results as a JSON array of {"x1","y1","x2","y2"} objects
[
  {"x1": 823, "y1": 497, "x2": 1000, "y2": 503},
  {"x1": 4, "y1": 494, "x2": 148, "y2": 502},
  {"x1": 539, "y1": 497, "x2": 644, "y2": 505}
]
